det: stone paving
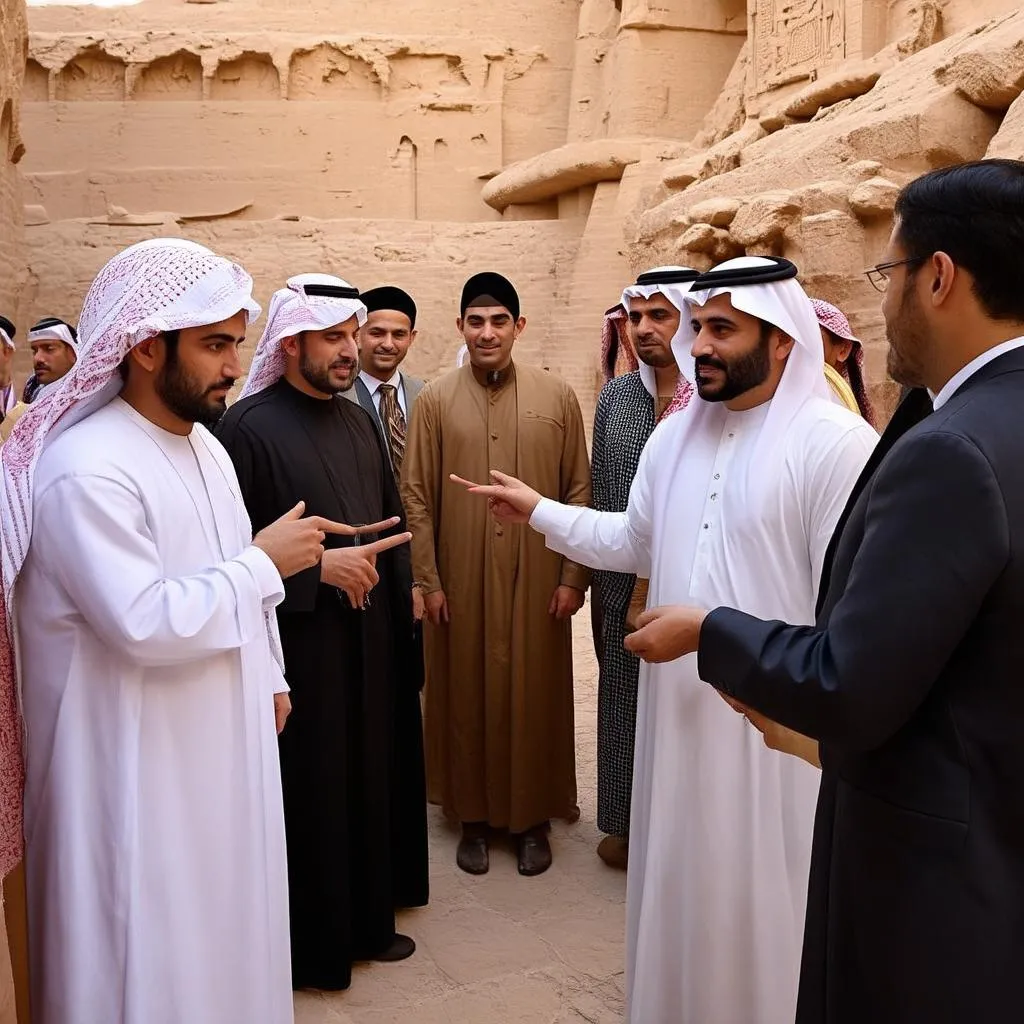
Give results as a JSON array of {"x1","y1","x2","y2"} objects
[{"x1": 295, "y1": 606, "x2": 627, "y2": 1023}]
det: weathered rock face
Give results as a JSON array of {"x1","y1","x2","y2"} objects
[
  {"x1": 13, "y1": 0, "x2": 1024, "y2": 425},
  {"x1": 14, "y1": 0, "x2": 746, "y2": 427},
  {"x1": 621, "y1": 1, "x2": 1024, "y2": 420},
  {"x1": 0, "y1": 0, "x2": 25, "y2": 346}
]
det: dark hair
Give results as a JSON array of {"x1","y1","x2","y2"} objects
[
  {"x1": 118, "y1": 329, "x2": 180, "y2": 382},
  {"x1": 894, "y1": 159, "x2": 1024, "y2": 322}
]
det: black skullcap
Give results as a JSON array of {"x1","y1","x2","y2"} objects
[
  {"x1": 691, "y1": 257, "x2": 799, "y2": 289},
  {"x1": 360, "y1": 286, "x2": 417, "y2": 329},
  {"x1": 0, "y1": 315, "x2": 14, "y2": 340},
  {"x1": 634, "y1": 268, "x2": 702, "y2": 287},
  {"x1": 460, "y1": 272, "x2": 520, "y2": 320},
  {"x1": 30, "y1": 316, "x2": 78, "y2": 342}
]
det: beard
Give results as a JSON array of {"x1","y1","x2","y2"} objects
[
  {"x1": 299, "y1": 342, "x2": 357, "y2": 395},
  {"x1": 636, "y1": 341, "x2": 676, "y2": 369},
  {"x1": 885, "y1": 280, "x2": 929, "y2": 387},
  {"x1": 694, "y1": 334, "x2": 771, "y2": 403},
  {"x1": 156, "y1": 355, "x2": 233, "y2": 428}
]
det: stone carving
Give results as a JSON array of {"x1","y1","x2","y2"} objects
[
  {"x1": 752, "y1": 0, "x2": 847, "y2": 93},
  {"x1": 55, "y1": 47, "x2": 126, "y2": 102},
  {"x1": 134, "y1": 51, "x2": 204, "y2": 101},
  {"x1": 211, "y1": 52, "x2": 280, "y2": 100},
  {"x1": 12, "y1": 0, "x2": 1024, "y2": 435}
]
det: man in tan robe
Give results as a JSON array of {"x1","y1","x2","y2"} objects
[{"x1": 402, "y1": 272, "x2": 591, "y2": 877}]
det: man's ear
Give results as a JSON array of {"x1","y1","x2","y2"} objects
[
  {"x1": 129, "y1": 335, "x2": 162, "y2": 374},
  {"x1": 514, "y1": 316, "x2": 527, "y2": 338},
  {"x1": 280, "y1": 334, "x2": 301, "y2": 358},
  {"x1": 774, "y1": 331, "x2": 796, "y2": 362},
  {"x1": 929, "y1": 251, "x2": 957, "y2": 309}
]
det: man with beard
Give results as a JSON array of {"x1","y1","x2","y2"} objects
[
  {"x1": 588, "y1": 267, "x2": 698, "y2": 870},
  {"x1": 216, "y1": 273, "x2": 428, "y2": 992},
  {"x1": 453, "y1": 255, "x2": 877, "y2": 1022},
  {"x1": 608, "y1": 160, "x2": 1024, "y2": 1024},
  {"x1": 0, "y1": 239, "x2": 379, "y2": 1024},
  {"x1": 402, "y1": 271, "x2": 591, "y2": 877}
]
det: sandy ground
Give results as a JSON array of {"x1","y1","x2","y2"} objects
[{"x1": 295, "y1": 605, "x2": 627, "y2": 1023}]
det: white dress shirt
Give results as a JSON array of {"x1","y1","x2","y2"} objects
[
  {"x1": 359, "y1": 369, "x2": 407, "y2": 419},
  {"x1": 931, "y1": 336, "x2": 1024, "y2": 410}
]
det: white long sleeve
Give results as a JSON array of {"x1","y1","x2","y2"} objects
[
  {"x1": 35, "y1": 473, "x2": 284, "y2": 669},
  {"x1": 529, "y1": 434, "x2": 657, "y2": 575}
]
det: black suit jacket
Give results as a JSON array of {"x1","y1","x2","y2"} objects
[{"x1": 699, "y1": 348, "x2": 1024, "y2": 1024}]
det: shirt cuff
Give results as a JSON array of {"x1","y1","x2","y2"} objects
[
  {"x1": 238, "y1": 545, "x2": 286, "y2": 609},
  {"x1": 529, "y1": 496, "x2": 571, "y2": 535}
]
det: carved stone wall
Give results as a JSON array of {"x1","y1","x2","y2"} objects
[
  {"x1": 16, "y1": 0, "x2": 1024, "y2": 427},
  {"x1": 0, "y1": 0, "x2": 26, "y2": 348},
  {"x1": 623, "y1": 0, "x2": 1024, "y2": 419}
]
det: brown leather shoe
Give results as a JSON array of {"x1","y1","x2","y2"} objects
[
  {"x1": 457, "y1": 823, "x2": 489, "y2": 875},
  {"x1": 597, "y1": 834, "x2": 628, "y2": 870},
  {"x1": 516, "y1": 826, "x2": 552, "y2": 876}
]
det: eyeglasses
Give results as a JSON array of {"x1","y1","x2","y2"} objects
[{"x1": 864, "y1": 256, "x2": 928, "y2": 293}]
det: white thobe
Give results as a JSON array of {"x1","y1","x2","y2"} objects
[
  {"x1": 532, "y1": 396, "x2": 876, "y2": 1024},
  {"x1": 17, "y1": 398, "x2": 293, "y2": 1024}
]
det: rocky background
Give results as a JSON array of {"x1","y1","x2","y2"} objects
[{"x1": 6, "y1": 0, "x2": 1024, "y2": 424}]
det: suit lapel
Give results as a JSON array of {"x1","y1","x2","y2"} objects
[
  {"x1": 403, "y1": 374, "x2": 423, "y2": 419},
  {"x1": 815, "y1": 387, "x2": 933, "y2": 614}
]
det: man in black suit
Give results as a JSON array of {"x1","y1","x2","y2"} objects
[
  {"x1": 344, "y1": 285, "x2": 425, "y2": 476},
  {"x1": 345, "y1": 285, "x2": 428, "y2": 624},
  {"x1": 620, "y1": 159, "x2": 1024, "y2": 1022}
]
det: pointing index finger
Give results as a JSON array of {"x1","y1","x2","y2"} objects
[
  {"x1": 450, "y1": 473, "x2": 501, "y2": 496},
  {"x1": 313, "y1": 515, "x2": 402, "y2": 535}
]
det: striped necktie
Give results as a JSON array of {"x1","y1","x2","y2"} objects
[{"x1": 378, "y1": 383, "x2": 406, "y2": 474}]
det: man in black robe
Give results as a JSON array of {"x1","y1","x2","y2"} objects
[{"x1": 216, "y1": 273, "x2": 428, "y2": 992}]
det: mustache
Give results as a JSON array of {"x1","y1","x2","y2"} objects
[
  {"x1": 205, "y1": 378, "x2": 235, "y2": 394},
  {"x1": 694, "y1": 355, "x2": 728, "y2": 372},
  {"x1": 330, "y1": 358, "x2": 358, "y2": 371}
]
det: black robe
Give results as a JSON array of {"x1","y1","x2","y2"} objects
[{"x1": 216, "y1": 378, "x2": 428, "y2": 992}]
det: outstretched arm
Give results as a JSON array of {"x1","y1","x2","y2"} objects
[{"x1": 451, "y1": 424, "x2": 662, "y2": 576}]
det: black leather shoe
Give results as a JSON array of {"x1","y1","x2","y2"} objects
[
  {"x1": 358, "y1": 933, "x2": 416, "y2": 962},
  {"x1": 517, "y1": 828, "x2": 552, "y2": 876},
  {"x1": 457, "y1": 824, "x2": 489, "y2": 875}
]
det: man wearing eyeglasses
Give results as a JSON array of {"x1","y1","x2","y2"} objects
[{"x1": 604, "y1": 159, "x2": 1024, "y2": 1023}]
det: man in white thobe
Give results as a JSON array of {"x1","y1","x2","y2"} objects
[
  {"x1": 455, "y1": 256, "x2": 878, "y2": 1023},
  {"x1": 0, "y1": 239, "x2": 396, "y2": 1024}
]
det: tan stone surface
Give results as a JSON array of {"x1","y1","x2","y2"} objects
[
  {"x1": 22, "y1": 217, "x2": 580, "y2": 388},
  {"x1": 0, "y1": 0, "x2": 25, "y2": 322},
  {"x1": 293, "y1": 610, "x2": 625, "y2": 1024},
  {"x1": 783, "y1": 61, "x2": 882, "y2": 119},
  {"x1": 13, "y1": 0, "x2": 1024, "y2": 436},
  {"x1": 482, "y1": 139, "x2": 643, "y2": 211}
]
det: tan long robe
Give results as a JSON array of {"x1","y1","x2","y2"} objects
[{"x1": 402, "y1": 361, "x2": 591, "y2": 832}]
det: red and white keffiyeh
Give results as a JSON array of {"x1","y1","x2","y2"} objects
[
  {"x1": 239, "y1": 273, "x2": 366, "y2": 399},
  {"x1": 0, "y1": 237, "x2": 260, "y2": 878}
]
